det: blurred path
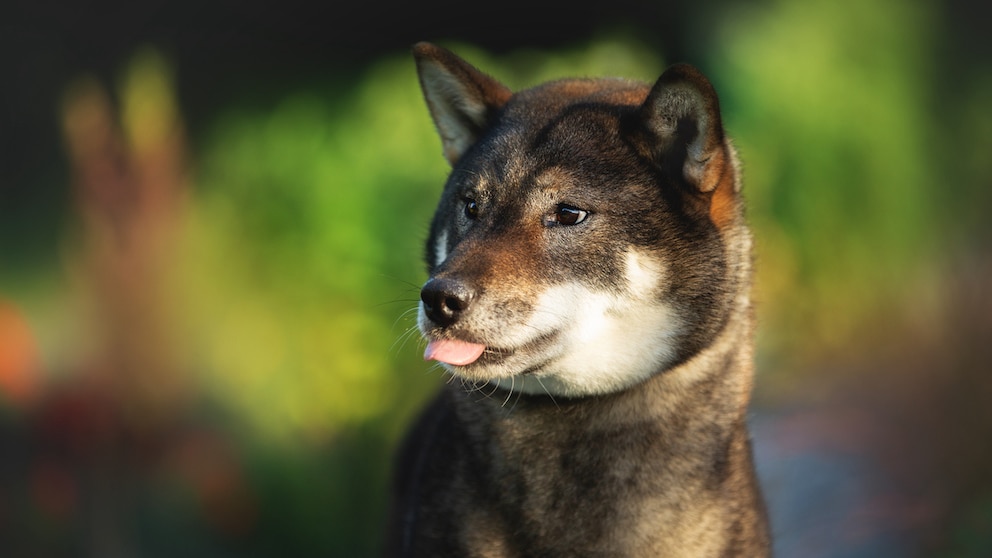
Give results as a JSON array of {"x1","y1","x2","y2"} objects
[
  {"x1": 754, "y1": 254, "x2": 992, "y2": 557},
  {"x1": 753, "y1": 407, "x2": 922, "y2": 557}
]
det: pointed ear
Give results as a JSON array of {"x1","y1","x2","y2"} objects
[
  {"x1": 413, "y1": 42, "x2": 512, "y2": 165},
  {"x1": 640, "y1": 64, "x2": 732, "y2": 194}
]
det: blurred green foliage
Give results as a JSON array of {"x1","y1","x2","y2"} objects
[
  {"x1": 715, "y1": 0, "x2": 942, "y2": 360},
  {"x1": 182, "y1": 63, "x2": 437, "y2": 440}
]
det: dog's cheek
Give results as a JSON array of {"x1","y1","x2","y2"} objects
[
  {"x1": 623, "y1": 250, "x2": 664, "y2": 300},
  {"x1": 559, "y1": 237, "x2": 629, "y2": 292}
]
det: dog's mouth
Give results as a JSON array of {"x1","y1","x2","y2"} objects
[{"x1": 423, "y1": 331, "x2": 560, "y2": 372}]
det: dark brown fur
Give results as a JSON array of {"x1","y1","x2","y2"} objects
[{"x1": 384, "y1": 43, "x2": 771, "y2": 557}]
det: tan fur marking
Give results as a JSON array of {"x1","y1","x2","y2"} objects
[{"x1": 708, "y1": 150, "x2": 740, "y2": 230}]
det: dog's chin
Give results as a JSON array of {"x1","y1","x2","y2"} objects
[
  {"x1": 439, "y1": 356, "x2": 561, "y2": 395},
  {"x1": 438, "y1": 346, "x2": 612, "y2": 399}
]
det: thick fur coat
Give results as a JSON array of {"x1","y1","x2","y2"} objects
[{"x1": 384, "y1": 43, "x2": 771, "y2": 557}]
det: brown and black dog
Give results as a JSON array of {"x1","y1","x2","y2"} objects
[{"x1": 384, "y1": 42, "x2": 771, "y2": 557}]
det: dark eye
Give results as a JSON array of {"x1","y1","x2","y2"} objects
[
  {"x1": 546, "y1": 204, "x2": 589, "y2": 227},
  {"x1": 464, "y1": 198, "x2": 479, "y2": 220}
]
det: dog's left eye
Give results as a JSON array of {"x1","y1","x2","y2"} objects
[
  {"x1": 463, "y1": 198, "x2": 479, "y2": 220},
  {"x1": 546, "y1": 204, "x2": 589, "y2": 227}
]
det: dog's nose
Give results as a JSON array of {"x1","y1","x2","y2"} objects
[{"x1": 421, "y1": 278, "x2": 475, "y2": 327}]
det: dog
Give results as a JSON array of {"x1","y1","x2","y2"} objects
[{"x1": 384, "y1": 42, "x2": 771, "y2": 557}]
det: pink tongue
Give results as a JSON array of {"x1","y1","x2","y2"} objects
[{"x1": 424, "y1": 339, "x2": 486, "y2": 366}]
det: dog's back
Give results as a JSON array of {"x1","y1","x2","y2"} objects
[{"x1": 385, "y1": 43, "x2": 770, "y2": 557}]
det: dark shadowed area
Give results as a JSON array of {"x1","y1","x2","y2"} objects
[{"x1": 1, "y1": 0, "x2": 991, "y2": 556}]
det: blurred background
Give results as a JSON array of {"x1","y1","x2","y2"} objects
[{"x1": 1, "y1": 0, "x2": 990, "y2": 556}]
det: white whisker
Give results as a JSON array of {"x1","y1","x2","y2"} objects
[
  {"x1": 501, "y1": 377, "x2": 514, "y2": 408},
  {"x1": 535, "y1": 376, "x2": 560, "y2": 411}
]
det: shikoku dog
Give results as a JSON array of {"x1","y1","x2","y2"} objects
[{"x1": 384, "y1": 42, "x2": 771, "y2": 557}]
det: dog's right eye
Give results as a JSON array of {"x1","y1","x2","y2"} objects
[{"x1": 464, "y1": 199, "x2": 479, "y2": 220}]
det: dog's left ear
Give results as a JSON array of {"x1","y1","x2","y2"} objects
[
  {"x1": 413, "y1": 42, "x2": 513, "y2": 166},
  {"x1": 640, "y1": 64, "x2": 732, "y2": 194}
]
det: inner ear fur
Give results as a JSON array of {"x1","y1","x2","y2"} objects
[
  {"x1": 413, "y1": 42, "x2": 512, "y2": 166},
  {"x1": 640, "y1": 64, "x2": 733, "y2": 195}
]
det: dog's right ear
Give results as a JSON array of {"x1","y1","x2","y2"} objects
[{"x1": 413, "y1": 42, "x2": 512, "y2": 165}]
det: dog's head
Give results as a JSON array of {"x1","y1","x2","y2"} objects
[{"x1": 412, "y1": 43, "x2": 749, "y2": 398}]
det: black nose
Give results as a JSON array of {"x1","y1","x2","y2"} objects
[{"x1": 421, "y1": 278, "x2": 475, "y2": 327}]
